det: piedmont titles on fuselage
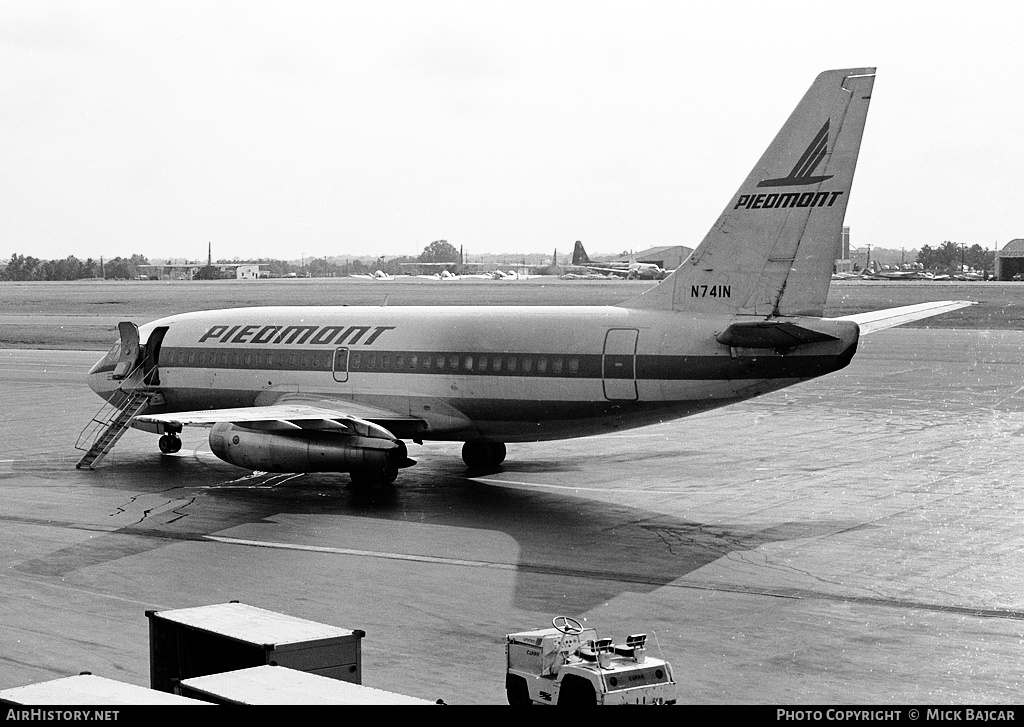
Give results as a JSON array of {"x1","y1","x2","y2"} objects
[{"x1": 198, "y1": 324, "x2": 396, "y2": 347}]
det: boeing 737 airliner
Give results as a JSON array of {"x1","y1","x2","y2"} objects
[{"x1": 82, "y1": 68, "x2": 972, "y2": 485}]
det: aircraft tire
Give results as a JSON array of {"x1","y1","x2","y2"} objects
[
  {"x1": 462, "y1": 441, "x2": 506, "y2": 469},
  {"x1": 158, "y1": 434, "x2": 181, "y2": 454},
  {"x1": 348, "y1": 466, "x2": 398, "y2": 488}
]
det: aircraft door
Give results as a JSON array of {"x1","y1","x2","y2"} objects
[
  {"x1": 112, "y1": 321, "x2": 142, "y2": 380},
  {"x1": 144, "y1": 326, "x2": 168, "y2": 386},
  {"x1": 602, "y1": 328, "x2": 639, "y2": 401},
  {"x1": 333, "y1": 347, "x2": 349, "y2": 383}
]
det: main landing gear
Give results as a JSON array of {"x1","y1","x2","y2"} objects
[
  {"x1": 348, "y1": 465, "x2": 399, "y2": 488},
  {"x1": 158, "y1": 433, "x2": 181, "y2": 454},
  {"x1": 461, "y1": 441, "x2": 506, "y2": 469},
  {"x1": 347, "y1": 440, "x2": 412, "y2": 489}
]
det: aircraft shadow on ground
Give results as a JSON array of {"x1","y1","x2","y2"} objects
[{"x1": 15, "y1": 451, "x2": 867, "y2": 613}]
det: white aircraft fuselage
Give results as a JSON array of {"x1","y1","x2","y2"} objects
[{"x1": 87, "y1": 304, "x2": 859, "y2": 443}]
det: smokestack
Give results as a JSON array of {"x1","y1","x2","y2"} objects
[{"x1": 208, "y1": 242, "x2": 212, "y2": 266}]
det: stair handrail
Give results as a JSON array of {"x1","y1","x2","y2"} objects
[{"x1": 74, "y1": 360, "x2": 153, "y2": 452}]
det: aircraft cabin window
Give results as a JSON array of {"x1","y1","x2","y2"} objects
[
  {"x1": 449, "y1": 355, "x2": 459, "y2": 370},
  {"x1": 382, "y1": 354, "x2": 390, "y2": 369},
  {"x1": 408, "y1": 354, "x2": 416, "y2": 369},
  {"x1": 422, "y1": 355, "x2": 431, "y2": 370},
  {"x1": 522, "y1": 357, "x2": 532, "y2": 373},
  {"x1": 478, "y1": 356, "x2": 488, "y2": 372},
  {"x1": 436, "y1": 356, "x2": 446, "y2": 371},
  {"x1": 367, "y1": 353, "x2": 376, "y2": 369},
  {"x1": 463, "y1": 355, "x2": 473, "y2": 371},
  {"x1": 351, "y1": 352, "x2": 361, "y2": 369},
  {"x1": 299, "y1": 353, "x2": 309, "y2": 369},
  {"x1": 538, "y1": 357, "x2": 547, "y2": 373},
  {"x1": 492, "y1": 357, "x2": 502, "y2": 372},
  {"x1": 568, "y1": 357, "x2": 579, "y2": 374},
  {"x1": 552, "y1": 358, "x2": 562, "y2": 374},
  {"x1": 507, "y1": 357, "x2": 517, "y2": 373}
]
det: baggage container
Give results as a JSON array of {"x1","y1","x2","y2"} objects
[
  {"x1": 0, "y1": 673, "x2": 207, "y2": 705},
  {"x1": 177, "y1": 664, "x2": 438, "y2": 705},
  {"x1": 147, "y1": 602, "x2": 363, "y2": 692}
]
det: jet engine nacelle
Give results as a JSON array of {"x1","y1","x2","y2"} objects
[{"x1": 209, "y1": 422, "x2": 409, "y2": 474}]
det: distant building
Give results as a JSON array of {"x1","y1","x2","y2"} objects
[
  {"x1": 137, "y1": 262, "x2": 268, "y2": 281},
  {"x1": 834, "y1": 226, "x2": 853, "y2": 273},
  {"x1": 995, "y1": 239, "x2": 1024, "y2": 280},
  {"x1": 848, "y1": 246, "x2": 869, "y2": 272}
]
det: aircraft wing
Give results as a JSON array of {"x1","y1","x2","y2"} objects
[
  {"x1": 135, "y1": 400, "x2": 428, "y2": 437},
  {"x1": 834, "y1": 300, "x2": 976, "y2": 335}
]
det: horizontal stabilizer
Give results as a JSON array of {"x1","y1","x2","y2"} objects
[
  {"x1": 835, "y1": 300, "x2": 976, "y2": 335},
  {"x1": 716, "y1": 320, "x2": 841, "y2": 349}
]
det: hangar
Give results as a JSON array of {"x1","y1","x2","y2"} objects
[
  {"x1": 609, "y1": 245, "x2": 693, "y2": 270},
  {"x1": 995, "y1": 239, "x2": 1024, "y2": 281}
]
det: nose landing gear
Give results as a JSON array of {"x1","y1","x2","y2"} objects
[{"x1": 158, "y1": 433, "x2": 182, "y2": 454}]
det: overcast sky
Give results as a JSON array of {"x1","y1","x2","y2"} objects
[{"x1": 2, "y1": 1, "x2": 1020, "y2": 263}]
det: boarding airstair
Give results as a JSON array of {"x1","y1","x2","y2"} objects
[{"x1": 75, "y1": 376, "x2": 153, "y2": 470}]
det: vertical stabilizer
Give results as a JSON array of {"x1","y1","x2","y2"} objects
[
  {"x1": 624, "y1": 68, "x2": 875, "y2": 316},
  {"x1": 571, "y1": 241, "x2": 591, "y2": 266}
]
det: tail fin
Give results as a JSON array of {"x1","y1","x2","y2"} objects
[
  {"x1": 571, "y1": 240, "x2": 591, "y2": 266},
  {"x1": 624, "y1": 68, "x2": 875, "y2": 316}
]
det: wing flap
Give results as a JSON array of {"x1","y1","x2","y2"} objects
[
  {"x1": 835, "y1": 300, "x2": 976, "y2": 335},
  {"x1": 135, "y1": 401, "x2": 428, "y2": 439}
]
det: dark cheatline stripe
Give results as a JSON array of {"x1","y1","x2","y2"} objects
[{"x1": 157, "y1": 346, "x2": 845, "y2": 382}]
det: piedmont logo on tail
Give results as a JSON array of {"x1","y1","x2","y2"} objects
[
  {"x1": 80, "y1": 68, "x2": 973, "y2": 486},
  {"x1": 757, "y1": 118, "x2": 835, "y2": 187}
]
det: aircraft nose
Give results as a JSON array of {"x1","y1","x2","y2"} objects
[{"x1": 86, "y1": 351, "x2": 116, "y2": 398}]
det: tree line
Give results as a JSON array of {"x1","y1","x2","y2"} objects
[
  {"x1": 1, "y1": 253, "x2": 150, "y2": 281},
  {"x1": 916, "y1": 241, "x2": 995, "y2": 273},
  {"x1": 1, "y1": 240, "x2": 463, "y2": 281}
]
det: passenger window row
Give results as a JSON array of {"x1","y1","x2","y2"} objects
[
  {"x1": 348, "y1": 352, "x2": 581, "y2": 375},
  {"x1": 167, "y1": 349, "x2": 582, "y2": 376}
]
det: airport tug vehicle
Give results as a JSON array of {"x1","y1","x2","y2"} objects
[{"x1": 505, "y1": 616, "x2": 676, "y2": 705}]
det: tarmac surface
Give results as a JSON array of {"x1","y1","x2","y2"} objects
[{"x1": 2, "y1": 327, "x2": 1024, "y2": 704}]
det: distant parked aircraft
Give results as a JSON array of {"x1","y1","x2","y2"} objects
[
  {"x1": 570, "y1": 241, "x2": 667, "y2": 280},
  {"x1": 862, "y1": 261, "x2": 930, "y2": 280},
  {"x1": 350, "y1": 270, "x2": 396, "y2": 281}
]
